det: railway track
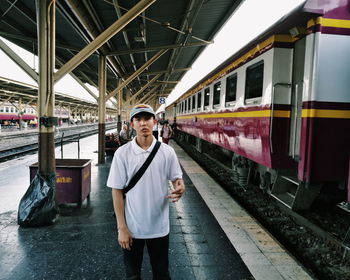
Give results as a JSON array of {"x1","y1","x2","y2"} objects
[
  {"x1": 0, "y1": 123, "x2": 118, "y2": 162},
  {"x1": 174, "y1": 137, "x2": 350, "y2": 280}
]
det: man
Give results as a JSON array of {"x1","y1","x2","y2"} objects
[
  {"x1": 107, "y1": 104, "x2": 185, "y2": 280},
  {"x1": 119, "y1": 124, "x2": 131, "y2": 145},
  {"x1": 152, "y1": 119, "x2": 159, "y2": 140},
  {"x1": 161, "y1": 121, "x2": 172, "y2": 144}
]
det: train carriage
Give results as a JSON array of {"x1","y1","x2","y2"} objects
[{"x1": 166, "y1": 0, "x2": 350, "y2": 210}]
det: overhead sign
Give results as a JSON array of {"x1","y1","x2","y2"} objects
[{"x1": 159, "y1": 97, "x2": 166, "y2": 104}]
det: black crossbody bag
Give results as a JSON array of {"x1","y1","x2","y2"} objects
[{"x1": 123, "y1": 141, "x2": 161, "y2": 198}]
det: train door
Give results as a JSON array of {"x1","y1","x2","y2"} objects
[{"x1": 289, "y1": 37, "x2": 306, "y2": 160}]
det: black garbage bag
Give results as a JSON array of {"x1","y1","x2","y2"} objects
[{"x1": 18, "y1": 172, "x2": 58, "y2": 227}]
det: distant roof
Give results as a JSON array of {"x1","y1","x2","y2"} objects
[
  {"x1": 0, "y1": 76, "x2": 117, "y2": 112},
  {"x1": 0, "y1": 0, "x2": 243, "y2": 109}
]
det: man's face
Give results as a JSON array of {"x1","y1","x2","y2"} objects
[{"x1": 131, "y1": 113, "x2": 155, "y2": 137}]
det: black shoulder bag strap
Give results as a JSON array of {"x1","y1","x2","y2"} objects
[{"x1": 123, "y1": 141, "x2": 161, "y2": 197}]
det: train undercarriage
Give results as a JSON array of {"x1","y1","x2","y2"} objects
[{"x1": 175, "y1": 130, "x2": 348, "y2": 212}]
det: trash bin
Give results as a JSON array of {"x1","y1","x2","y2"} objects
[{"x1": 29, "y1": 159, "x2": 91, "y2": 207}]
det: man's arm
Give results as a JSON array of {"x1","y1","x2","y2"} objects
[{"x1": 112, "y1": 189, "x2": 133, "y2": 250}]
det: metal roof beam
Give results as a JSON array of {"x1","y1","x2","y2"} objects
[
  {"x1": 137, "y1": 86, "x2": 159, "y2": 104},
  {"x1": 54, "y1": 0, "x2": 156, "y2": 83},
  {"x1": 0, "y1": 94, "x2": 16, "y2": 107},
  {"x1": 161, "y1": 0, "x2": 205, "y2": 95},
  {"x1": 135, "y1": 68, "x2": 191, "y2": 77},
  {"x1": 107, "y1": 41, "x2": 211, "y2": 56},
  {"x1": 128, "y1": 74, "x2": 161, "y2": 103},
  {"x1": 0, "y1": 31, "x2": 87, "y2": 54},
  {"x1": 55, "y1": 58, "x2": 98, "y2": 101},
  {"x1": 106, "y1": 49, "x2": 168, "y2": 100},
  {"x1": 154, "y1": 80, "x2": 179, "y2": 84},
  {"x1": 0, "y1": 38, "x2": 38, "y2": 82},
  {"x1": 112, "y1": 0, "x2": 138, "y2": 72},
  {"x1": 62, "y1": 0, "x2": 125, "y2": 78}
]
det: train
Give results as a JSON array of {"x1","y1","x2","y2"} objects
[
  {"x1": 164, "y1": 0, "x2": 350, "y2": 210},
  {"x1": 0, "y1": 103, "x2": 38, "y2": 128},
  {"x1": 0, "y1": 102, "x2": 117, "y2": 129}
]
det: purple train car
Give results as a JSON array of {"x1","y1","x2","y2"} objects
[{"x1": 166, "y1": 0, "x2": 350, "y2": 210}]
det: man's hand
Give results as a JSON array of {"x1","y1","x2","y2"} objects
[
  {"x1": 118, "y1": 227, "x2": 133, "y2": 250},
  {"x1": 167, "y1": 179, "x2": 185, "y2": 202}
]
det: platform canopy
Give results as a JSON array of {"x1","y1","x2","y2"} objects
[
  {"x1": 0, "y1": 0, "x2": 243, "y2": 110},
  {"x1": 0, "y1": 76, "x2": 117, "y2": 114}
]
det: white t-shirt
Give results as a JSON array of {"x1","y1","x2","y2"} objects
[{"x1": 107, "y1": 137, "x2": 182, "y2": 238}]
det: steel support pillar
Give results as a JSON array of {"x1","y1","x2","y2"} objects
[
  {"x1": 98, "y1": 56, "x2": 107, "y2": 164},
  {"x1": 18, "y1": 98, "x2": 23, "y2": 130},
  {"x1": 37, "y1": 0, "x2": 56, "y2": 176},
  {"x1": 117, "y1": 79, "x2": 122, "y2": 132},
  {"x1": 68, "y1": 105, "x2": 71, "y2": 126}
]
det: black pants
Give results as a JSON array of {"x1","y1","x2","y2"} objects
[{"x1": 123, "y1": 235, "x2": 170, "y2": 280}]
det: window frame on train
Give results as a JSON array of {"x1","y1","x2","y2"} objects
[
  {"x1": 204, "y1": 87, "x2": 210, "y2": 111},
  {"x1": 191, "y1": 94, "x2": 196, "y2": 112},
  {"x1": 197, "y1": 91, "x2": 202, "y2": 112},
  {"x1": 213, "y1": 81, "x2": 221, "y2": 109},
  {"x1": 245, "y1": 60, "x2": 264, "y2": 105},
  {"x1": 225, "y1": 73, "x2": 237, "y2": 107}
]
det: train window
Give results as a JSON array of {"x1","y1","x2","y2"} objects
[
  {"x1": 197, "y1": 91, "x2": 202, "y2": 111},
  {"x1": 187, "y1": 98, "x2": 190, "y2": 112},
  {"x1": 10, "y1": 107, "x2": 14, "y2": 113},
  {"x1": 192, "y1": 95, "x2": 196, "y2": 111},
  {"x1": 204, "y1": 88, "x2": 210, "y2": 110},
  {"x1": 5, "y1": 107, "x2": 9, "y2": 113},
  {"x1": 245, "y1": 60, "x2": 264, "y2": 104},
  {"x1": 0, "y1": 108, "x2": 3, "y2": 112},
  {"x1": 213, "y1": 81, "x2": 221, "y2": 108},
  {"x1": 225, "y1": 74, "x2": 237, "y2": 105}
]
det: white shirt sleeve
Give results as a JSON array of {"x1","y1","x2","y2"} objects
[{"x1": 106, "y1": 149, "x2": 128, "y2": 189}]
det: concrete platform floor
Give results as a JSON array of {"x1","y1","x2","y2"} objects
[
  {"x1": 0, "y1": 134, "x2": 253, "y2": 280},
  {"x1": 172, "y1": 142, "x2": 314, "y2": 280}
]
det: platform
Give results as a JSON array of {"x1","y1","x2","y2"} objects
[{"x1": 0, "y1": 133, "x2": 313, "y2": 279}]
